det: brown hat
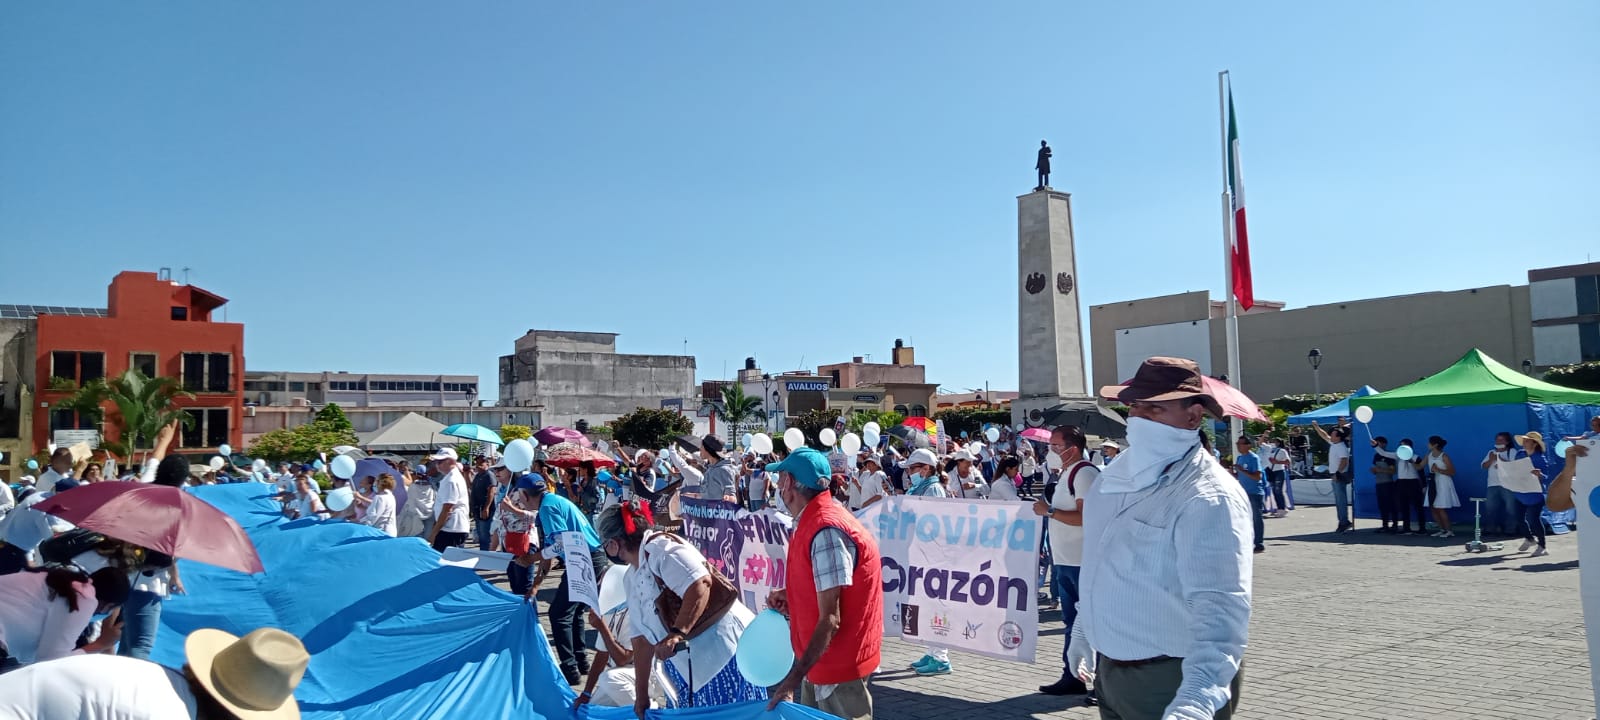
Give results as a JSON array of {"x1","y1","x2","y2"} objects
[{"x1": 1099, "y1": 357, "x2": 1226, "y2": 419}]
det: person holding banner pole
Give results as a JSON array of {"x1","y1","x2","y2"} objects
[
  {"x1": 1073, "y1": 357, "x2": 1252, "y2": 720},
  {"x1": 765, "y1": 447, "x2": 883, "y2": 720}
]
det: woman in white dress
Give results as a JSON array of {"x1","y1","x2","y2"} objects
[
  {"x1": 397, "y1": 468, "x2": 436, "y2": 538},
  {"x1": 359, "y1": 474, "x2": 398, "y2": 537},
  {"x1": 1426, "y1": 435, "x2": 1461, "y2": 537}
]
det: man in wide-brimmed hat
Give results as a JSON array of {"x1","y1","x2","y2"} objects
[
  {"x1": 0, "y1": 626, "x2": 308, "y2": 718},
  {"x1": 1065, "y1": 357, "x2": 1253, "y2": 719}
]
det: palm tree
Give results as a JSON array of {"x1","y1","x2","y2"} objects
[
  {"x1": 54, "y1": 369, "x2": 194, "y2": 457},
  {"x1": 703, "y1": 383, "x2": 764, "y2": 442}
]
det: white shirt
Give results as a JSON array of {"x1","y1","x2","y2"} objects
[
  {"x1": 988, "y1": 473, "x2": 1021, "y2": 502},
  {"x1": 0, "y1": 572, "x2": 95, "y2": 664},
  {"x1": 292, "y1": 491, "x2": 325, "y2": 520},
  {"x1": 0, "y1": 653, "x2": 199, "y2": 719},
  {"x1": 851, "y1": 471, "x2": 888, "y2": 509},
  {"x1": 435, "y1": 468, "x2": 470, "y2": 533},
  {"x1": 947, "y1": 466, "x2": 988, "y2": 498},
  {"x1": 362, "y1": 490, "x2": 398, "y2": 536},
  {"x1": 1484, "y1": 449, "x2": 1514, "y2": 488},
  {"x1": 1075, "y1": 446, "x2": 1252, "y2": 720},
  {"x1": 1375, "y1": 447, "x2": 1420, "y2": 480},
  {"x1": 624, "y1": 532, "x2": 752, "y2": 691},
  {"x1": 1327, "y1": 442, "x2": 1350, "y2": 475},
  {"x1": 1048, "y1": 461, "x2": 1098, "y2": 566},
  {"x1": 1264, "y1": 446, "x2": 1290, "y2": 471}
]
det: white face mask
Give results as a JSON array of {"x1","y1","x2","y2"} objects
[
  {"x1": 1045, "y1": 451, "x2": 1063, "y2": 472},
  {"x1": 1098, "y1": 417, "x2": 1203, "y2": 494}
]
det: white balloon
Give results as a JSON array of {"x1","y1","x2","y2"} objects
[
  {"x1": 819, "y1": 428, "x2": 837, "y2": 447},
  {"x1": 863, "y1": 428, "x2": 880, "y2": 448},
  {"x1": 252, "y1": 459, "x2": 268, "y2": 472},
  {"x1": 330, "y1": 454, "x2": 358, "y2": 480},
  {"x1": 1354, "y1": 405, "x2": 1374, "y2": 424},
  {"x1": 968, "y1": 442, "x2": 984, "y2": 457},
  {"x1": 504, "y1": 439, "x2": 536, "y2": 472},
  {"x1": 863, "y1": 422, "x2": 881, "y2": 436},
  {"x1": 984, "y1": 428, "x2": 1000, "y2": 443},
  {"x1": 1396, "y1": 445, "x2": 1415, "y2": 461},
  {"x1": 596, "y1": 564, "x2": 629, "y2": 613},
  {"x1": 208, "y1": 456, "x2": 225, "y2": 471},
  {"x1": 783, "y1": 428, "x2": 806, "y2": 451},
  {"x1": 219, "y1": 444, "x2": 233, "y2": 457},
  {"x1": 840, "y1": 432, "x2": 862, "y2": 455},
  {"x1": 751, "y1": 433, "x2": 774, "y2": 455}
]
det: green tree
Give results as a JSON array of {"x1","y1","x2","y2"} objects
[
  {"x1": 52, "y1": 369, "x2": 195, "y2": 457},
  {"x1": 609, "y1": 407, "x2": 694, "y2": 450},
  {"x1": 498, "y1": 424, "x2": 533, "y2": 443},
  {"x1": 845, "y1": 409, "x2": 905, "y2": 434},
  {"x1": 704, "y1": 384, "x2": 764, "y2": 442},
  {"x1": 1544, "y1": 362, "x2": 1600, "y2": 392},
  {"x1": 314, "y1": 404, "x2": 354, "y2": 433},
  {"x1": 247, "y1": 408, "x2": 360, "y2": 464},
  {"x1": 788, "y1": 408, "x2": 842, "y2": 449}
]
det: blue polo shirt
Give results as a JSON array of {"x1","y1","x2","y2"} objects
[
  {"x1": 537, "y1": 493, "x2": 602, "y2": 551},
  {"x1": 1233, "y1": 452, "x2": 1265, "y2": 495}
]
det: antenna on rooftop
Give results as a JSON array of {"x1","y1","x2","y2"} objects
[{"x1": 181, "y1": 267, "x2": 191, "y2": 284}]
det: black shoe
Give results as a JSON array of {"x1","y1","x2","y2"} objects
[
  {"x1": 1039, "y1": 676, "x2": 1089, "y2": 696},
  {"x1": 1253, "y1": 545, "x2": 1265, "y2": 554},
  {"x1": 1084, "y1": 688, "x2": 1098, "y2": 707},
  {"x1": 562, "y1": 668, "x2": 582, "y2": 686}
]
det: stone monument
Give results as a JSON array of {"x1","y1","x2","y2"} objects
[{"x1": 1013, "y1": 183, "x2": 1090, "y2": 428}]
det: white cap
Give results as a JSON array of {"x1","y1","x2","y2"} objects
[
  {"x1": 1100, "y1": 440, "x2": 1120, "y2": 449},
  {"x1": 429, "y1": 447, "x2": 459, "y2": 461},
  {"x1": 951, "y1": 449, "x2": 975, "y2": 462},
  {"x1": 900, "y1": 448, "x2": 939, "y2": 469}
]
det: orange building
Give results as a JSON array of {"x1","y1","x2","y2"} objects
[{"x1": 33, "y1": 271, "x2": 244, "y2": 454}]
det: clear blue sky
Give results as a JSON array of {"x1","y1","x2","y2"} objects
[{"x1": 4, "y1": 2, "x2": 1596, "y2": 398}]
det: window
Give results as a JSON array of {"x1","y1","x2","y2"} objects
[
  {"x1": 1578, "y1": 276, "x2": 1600, "y2": 317},
  {"x1": 181, "y1": 353, "x2": 231, "y2": 393},
  {"x1": 910, "y1": 405, "x2": 928, "y2": 417},
  {"x1": 1581, "y1": 321, "x2": 1600, "y2": 363},
  {"x1": 426, "y1": 381, "x2": 440, "y2": 392},
  {"x1": 50, "y1": 351, "x2": 106, "y2": 384},
  {"x1": 289, "y1": 381, "x2": 306, "y2": 392},
  {"x1": 50, "y1": 409, "x2": 94, "y2": 432},
  {"x1": 179, "y1": 409, "x2": 231, "y2": 449},
  {"x1": 130, "y1": 353, "x2": 158, "y2": 378},
  {"x1": 171, "y1": 306, "x2": 188, "y2": 321},
  {"x1": 182, "y1": 353, "x2": 206, "y2": 392}
]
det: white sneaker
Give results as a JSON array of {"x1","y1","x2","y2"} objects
[
  {"x1": 1430, "y1": 530, "x2": 1446, "y2": 537},
  {"x1": 1442, "y1": 531, "x2": 1455, "y2": 538},
  {"x1": 1519, "y1": 539, "x2": 1535, "y2": 552},
  {"x1": 1531, "y1": 547, "x2": 1549, "y2": 558}
]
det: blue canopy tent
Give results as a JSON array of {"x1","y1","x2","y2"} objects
[
  {"x1": 1345, "y1": 349, "x2": 1600, "y2": 522},
  {"x1": 154, "y1": 485, "x2": 835, "y2": 720},
  {"x1": 1286, "y1": 386, "x2": 1379, "y2": 426}
]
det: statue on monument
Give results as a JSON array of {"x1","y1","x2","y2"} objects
[{"x1": 1035, "y1": 140, "x2": 1052, "y2": 190}]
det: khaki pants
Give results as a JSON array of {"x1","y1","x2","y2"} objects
[
  {"x1": 1096, "y1": 655, "x2": 1242, "y2": 720},
  {"x1": 800, "y1": 677, "x2": 873, "y2": 720}
]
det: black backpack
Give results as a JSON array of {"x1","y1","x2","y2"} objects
[{"x1": 37, "y1": 529, "x2": 112, "y2": 566}]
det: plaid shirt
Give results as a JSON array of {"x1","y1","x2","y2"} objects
[{"x1": 810, "y1": 527, "x2": 857, "y2": 592}]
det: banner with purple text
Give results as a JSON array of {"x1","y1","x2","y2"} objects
[{"x1": 680, "y1": 499, "x2": 793, "y2": 614}]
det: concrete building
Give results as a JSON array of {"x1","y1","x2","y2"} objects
[
  {"x1": 934, "y1": 391, "x2": 1019, "y2": 410},
  {"x1": 1530, "y1": 262, "x2": 1600, "y2": 367},
  {"x1": 241, "y1": 404, "x2": 532, "y2": 448},
  {"x1": 737, "y1": 364, "x2": 833, "y2": 433},
  {"x1": 1090, "y1": 283, "x2": 1536, "y2": 402},
  {"x1": 497, "y1": 330, "x2": 695, "y2": 430},
  {"x1": 4, "y1": 271, "x2": 246, "y2": 464},
  {"x1": 1014, "y1": 188, "x2": 1090, "y2": 428},
  {"x1": 817, "y1": 340, "x2": 938, "y2": 419},
  {"x1": 243, "y1": 371, "x2": 479, "y2": 408}
]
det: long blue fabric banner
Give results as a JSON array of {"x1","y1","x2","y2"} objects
[{"x1": 153, "y1": 485, "x2": 835, "y2": 720}]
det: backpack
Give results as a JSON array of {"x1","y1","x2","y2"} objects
[{"x1": 37, "y1": 529, "x2": 113, "y2": 567}]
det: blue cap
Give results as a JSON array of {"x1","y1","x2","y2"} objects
[
  {"x1": 53, "y1": 478, "x2": 81, "y2": 493},
  {"x1": 515, "y1": 473, "x2": 547, "y2": 493},
  {"x1": 764, "y1": 447, "x2": 832, "y2": 490},
  {"x1": 300, "y1": 463, "x2": 317, "y2": 474}
]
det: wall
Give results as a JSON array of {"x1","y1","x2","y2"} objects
[
  {"x1": 515, "y1": 350, "x2": 693, "y2": 429},
  {"x1": 1089, "y1": 291, "x2": 1212, "y2": 394},
  {"x1": 1114, "y1": 319, "x2": 1214, "y2": 381}
]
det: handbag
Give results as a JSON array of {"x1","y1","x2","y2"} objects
[{"x1": 650, "y1": 533, "x2": 739, "y2": 641}]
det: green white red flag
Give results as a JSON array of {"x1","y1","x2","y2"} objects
[{"x1": 1226, "y1": 87, "x2": 1253, "y2": 310}]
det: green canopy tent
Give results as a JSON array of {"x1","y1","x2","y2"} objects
[{"x1": 1344, "y1": 349, "x2": 1600, "y2": 520}]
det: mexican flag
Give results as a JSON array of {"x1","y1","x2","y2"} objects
[{"x1": 1227, "y1": 87, "x2": 1254, "y2": 310}]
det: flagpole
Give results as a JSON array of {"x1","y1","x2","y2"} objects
[{"x1": 1219, "y1": 70, "x2": 1243, "y2": 452}]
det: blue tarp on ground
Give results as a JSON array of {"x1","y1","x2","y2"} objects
[
  {"x1": 153, "y1": 485, "x2": 838, "y2": 720},
  {"x1": 1285, "y1": 386, "x2": 1379, "y2": 426}
]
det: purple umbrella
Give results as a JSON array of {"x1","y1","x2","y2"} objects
[
  {"x1": 534, "y1": 426, "x2": 591, "y2": 447},
  {"x1": 352, "y1": 457, "x2": 407, "y2": 512}
]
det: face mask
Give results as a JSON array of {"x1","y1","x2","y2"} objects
[
  {"x1": 1495, "y1": 444, "x2": 1507, "y2": 451},
  {"x1": 1098, "y1": 417, "x2": 1203, "y2": 494},
  {"x1": 606, "y1": 548, "x2": 625, "y2": 566},
  {"x1": 1045, "y1": 452, "x2": 1063, "y2": 472}
]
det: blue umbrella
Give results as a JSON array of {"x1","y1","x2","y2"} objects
[{"x1": 441, "y1": 423, "x2": 504, "y2": 446}]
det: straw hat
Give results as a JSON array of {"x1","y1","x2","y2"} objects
[
  {"x1": 1515, "y1": 431, "x2": 1546, "y2": 452},
  {"x1": 186, "y1": 628, "x2": 308, "y2": 719}
]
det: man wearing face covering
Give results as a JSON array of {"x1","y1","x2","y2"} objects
[{"x1": 1067, "y1": 357, "x2": 1252, "y2": 720}]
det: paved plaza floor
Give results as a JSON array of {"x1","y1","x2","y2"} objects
[{"x1": 501, "y1": 504, "x2": 1594, "y2": 719}]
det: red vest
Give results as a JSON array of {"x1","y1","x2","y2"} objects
[{"x1": 786, "y1": 493, "x2": 883, "y2": 684}]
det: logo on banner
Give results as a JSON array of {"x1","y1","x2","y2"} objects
[
  {"x1": 998, "y1": 621, "x2": 1023, "y2": 650},
  {"x1": 962, "y1": 621, "x2": 983, "y2": 640},
  {"x1": 901, "y1": 604, "x2": 920, "y2": 637},
  {"x1": 929, "y1": 613, "x2": 951, "y2": 638}
]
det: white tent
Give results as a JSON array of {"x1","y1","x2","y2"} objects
[{"x1": 360, "y1": 412, "x2": 449, "y2": 453}]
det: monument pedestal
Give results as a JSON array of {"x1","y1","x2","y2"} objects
[{"x1": 1013, "y1": 188, "x2": 1091, "y2": 428}]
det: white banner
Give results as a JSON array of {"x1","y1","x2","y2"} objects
[
  {"x1": 1571, "y1": 438, "x2": 1600, "y2": 714},
  {"x1": 561, "y1": 531, "x2": 600, "y2": 608},
  {"x1": 858, "y1": 495, "x2": 1039, "y2": 662}
]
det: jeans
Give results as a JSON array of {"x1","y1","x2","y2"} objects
[
  {"x1": 1375, "y1": 480, "x2": 1398, "y2": 528},
  {"x1": 1522, "y1": 500, "x2": 1548, "y2": 548},
  {"x1": 1398, "y1": 478, "x2": 1427, "y2": 530},
  {"x1": 1267, "y1": 471, "x2": 1289, "y2": 511},
  {"x1": 1487, "y1": 486, "x2": 1521, "y2": 535},
  {"x1": 507, "y1": 559, "x2": 534, "y2": 597},
  {"x1": 118, "y1": 589, "x2": 163, "y2": 660},
  {"x1": 474, "y1": 518, "x2": 493, "y2": 550},
  {"x1": 1097, "y1": 655, "x2": 1242, "y2": 720},
  {"x1": 1052, "y1": 564, "x2": 1081, "y2": 674},
  {"x1": 549, "y1": 549, "x2": 610, "y2": 677},
  {"x1": 1332, "y1": 478, "x2": 1353, "y2": 528},
  {"x1": 431, "y1": 531, "x2": 467, "y2": 552},
  {"x1": 1247, "y1": 493, "x2": 1265, "y2": 549}
]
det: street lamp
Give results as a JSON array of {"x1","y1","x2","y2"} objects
[
  {"x1": 1522, "y1": 359, "x2": 1533, "y2": 376},
  {"x1": 1307, "y1": 348, "x2": 1323, "y2": 399},
  {"x1": 762, "y1": 374, "x2": 774, "y2": 432}
]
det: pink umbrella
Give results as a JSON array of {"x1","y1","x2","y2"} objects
[
  {"x1": 1018, "y1": 427, "x2": 1053, "y2": 442},
  {"x1": 34, "y1": 483, "x2": 263, "y2": 574},
  {"x1": 1201, "y1": 376, "x2": 1271, "y2": 423},
  {"x1": 534, "y1": 426, "x2": 592, "y2": 447}
]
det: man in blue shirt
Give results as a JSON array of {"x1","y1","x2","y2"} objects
[
  {"x1": 1234, "y1": 437, "x2": 1266, "y2": 554},
  {"x1": 512, "y1": 473, "x2": 610, "y2": 686}
]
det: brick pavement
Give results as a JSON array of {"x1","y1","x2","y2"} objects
[{"x1": 495, "y1": 505, "x2": 1594, "y2": 719}]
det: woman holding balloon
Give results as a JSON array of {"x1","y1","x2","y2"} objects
[{"x1": 594, "y1": 499, "x2": 766, "y2": 717}]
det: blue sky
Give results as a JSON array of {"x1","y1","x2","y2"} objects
[{"x1": 4, "y1": 2, "x2": 1596, "y2": 398}]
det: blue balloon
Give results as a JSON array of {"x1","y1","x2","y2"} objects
[
  {"x1": 741, "y1": 433, "x2": 754, "y2": 448},
  {"x1": 1588, "y1": 485, "x2": 1600, "y2": 519},
  {"x1": 503, "y1": 439, "x2": 536, "y2": 473},
  {"x1": 1396, "y1": 445, "x2": 1415, "y2": 461},
  {"x1": 26, "y1": 459, "x2": 38, "y2": 471},
  {"x1": 1556, "y1": 440, "x2": 1575, "y2": 458},
  {"x1": 312, "y1": 459, "x2": 325, "y2": 471},
  {"x1": 735, "y1": 609, "x2": 796, "y2": 687}
]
